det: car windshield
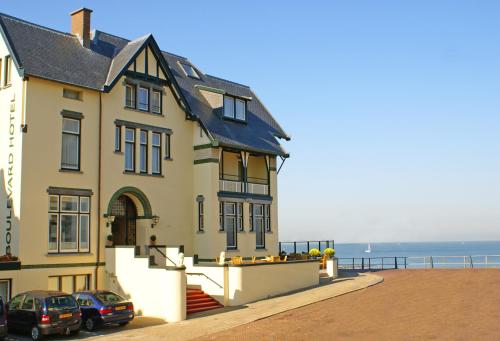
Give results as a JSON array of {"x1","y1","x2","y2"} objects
[
  {"x1": 95, "y1": 292, "x2": 124, "y2": 304},
  {"x1": 45, "y1": 295, "x2": 78, "y2": 311}
]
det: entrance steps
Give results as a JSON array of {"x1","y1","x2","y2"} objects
[{"x1": 186, "y1": 288, "x2": 223, "y2": 315}]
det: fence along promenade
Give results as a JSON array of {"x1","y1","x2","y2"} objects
[{"x1": 337, "y1": 255, "x2": 500, "y2": 270}]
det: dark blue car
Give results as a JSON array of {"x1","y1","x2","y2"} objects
[{"x1": 72, "y1": 291, "x2": 134, "y2": 331}]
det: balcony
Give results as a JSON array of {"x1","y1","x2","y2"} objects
[{"x1": 219, "y1": 150, "x2": 270, "y2": 196}]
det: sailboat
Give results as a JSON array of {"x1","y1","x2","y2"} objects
[{"x1": 364, "y1": 243, "x2": 372, "y2": 253}]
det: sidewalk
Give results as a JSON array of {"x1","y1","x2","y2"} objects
[{"x1": 88, "y1": 272, "x2": 383, "y2": 341}]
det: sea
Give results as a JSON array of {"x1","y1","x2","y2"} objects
[
  {"x1": 332, "y1": 241, "x2": 500, "y2": 259},
  {"x1": 280, "y1": 241, "x2": 500, "y2": 268}
]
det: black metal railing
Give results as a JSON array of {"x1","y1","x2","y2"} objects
[
  {"x1": 337, "y1": 257, "x2": 407, "y2": 270},
  {"x1": 279, "y1": 240, "x2": 335, "y2": 255}
]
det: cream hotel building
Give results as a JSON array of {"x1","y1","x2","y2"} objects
[{"x1": 0, "y1": 8, "x2": 290, "y2": 301}]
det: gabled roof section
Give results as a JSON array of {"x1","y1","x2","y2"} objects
[{"x1": 104, "y1": 34, "x2": 150, "y2": 88}]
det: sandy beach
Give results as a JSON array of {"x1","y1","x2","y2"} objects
[{"x1": 195, "y1": 269, "x2": 500, "y2": 341}]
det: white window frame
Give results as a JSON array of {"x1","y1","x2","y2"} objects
[
  {"x1": 139, "y1": 130, "x2": 148, "y2": 173},
  {"x1": 48, "y1": 195, "x2": 90, "y2": 254},
  {"x1": 61, "y1": 118, "x2": 80, "y2": 170},
  {"x1": 151, "y1": 90, "x2": 162, "y2": 114},
  {"x1": 59, "y1": 213, "x2": 79, "y2": 253},
  {"x1": 60, "y1": 196, "x2": 79, "y2": 212},
  {"x1": 152, "y1": 132, "x2": 161, "y2": 174},
  {"x1": 125, "y1": 128, "x2": 135, "y2": 171},
  {"x1": 138, "y1": 86, "x2": 149, "y2": 111},
  {"x1": 125, "y1": 84, "x2": 136, "y2": 108}
]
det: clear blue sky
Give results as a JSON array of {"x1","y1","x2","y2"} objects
[{"x1": 3, "y1": 1, "x2": 500, "y2": 242}]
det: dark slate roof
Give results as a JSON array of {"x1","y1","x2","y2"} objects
[
  {"x1": 162, "y1": 52, "x2": 289, "y2": 155},
  {"x1": 0, "y1": 12, "x2": 289, "y2": 156},
  {"x1": 0, "y1": 13, "x2": 111, "y2": 89}
]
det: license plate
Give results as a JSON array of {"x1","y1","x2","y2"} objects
[
  {"x1": 115, "y1": 306, "x2": 126, "y2": 311},
  {"x1": 59, "y1": 313, "x2": 72, "y2": 319}
]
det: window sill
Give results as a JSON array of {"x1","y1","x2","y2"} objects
[
  {"x1": 196, "y1": 230, "x2": 205, "y2": 234},
  {"x1": 122, "y1": 171, "x2": 164, "y2": 178},
  {"x1": 2, "y1": 84, "x2": 12, "y2": 90},
  {"x1": 123, "y1": 106, "x2": 164, "y2": 116},
  {"x1": 59, "y1": 168, "x2": 83, "y2": 174},
  {"x1": 46, "y1": 252, "x2": 93, "y2": 256},
  {"x1": 226, "y1": 249, "x2": 239, "y2": 252},
  {"x1": 164, "y1": 157, "x2": 173, "y2": 161},
  {"x1": 266, "y1": 231, "x2": 273, "y2": 234},
  {"x1": 255, "y1": 248, "x2": 267, "y2": 251},
  {"x1": 114, "y1": 151, "x2": 123, "y2": 155}
]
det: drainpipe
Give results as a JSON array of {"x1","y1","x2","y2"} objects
[{"x1": 95, "y1": 92, "x2": 103, "y2": 289}]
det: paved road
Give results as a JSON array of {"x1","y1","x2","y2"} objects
[
  {"x1": 4, "y1": 316, "x2": 166, "y2": 340},
  {"x1": 196, "y1": 269, "x2": 500, "y2": 340}
]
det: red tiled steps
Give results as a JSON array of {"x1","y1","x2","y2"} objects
[{"x1": 187, "y1": 289, "x2": 223, "y2": 315}]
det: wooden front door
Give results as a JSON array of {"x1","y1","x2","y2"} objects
[{"x1": 111, "y1": 195, "x2": 137, "y2": 246}]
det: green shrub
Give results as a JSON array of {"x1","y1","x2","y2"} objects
[
  {"x1": 309, "y1": 248, "x2": 321, "y2": 257},
  {"x1": 324, "y1": 248, "x2": 335, "y2": 257}
]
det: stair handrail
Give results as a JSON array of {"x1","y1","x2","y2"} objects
[
  {"x1": 149, "y1": 245, "x2": 178, "y2": 266},
  {"x1": 185, "y1": 272, "x2": 223, "y2": 289}
]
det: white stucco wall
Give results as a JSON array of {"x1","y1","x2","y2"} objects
[
  {"x1": 105, "y1": 247, "x2": 186, "y2": 322},
  {"x1": 185, "y1": 258, "x2": 319, "y2": 307}
]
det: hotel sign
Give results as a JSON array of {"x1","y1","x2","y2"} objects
[{"x1": 4, "y1": 108, "x2": 15, "y2": 255}]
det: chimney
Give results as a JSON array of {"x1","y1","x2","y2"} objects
[{"x1": 70, "y1": 8, "x2": 92, "y2": 48}]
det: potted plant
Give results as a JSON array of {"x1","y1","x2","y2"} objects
[
  {"x1": 308, "y1": 248, "x2": 321, "y2": 259},
  {"x1": 150, "y1": 235, "x2": 157, "y2": 246},
  {"x1": 324, "y1": 247, "x2": 335, "y2": 258},
  {"x1": 106, "y1": 234, "x2": 113, "y2": 247}
]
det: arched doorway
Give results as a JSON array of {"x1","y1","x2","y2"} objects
[{"x1": 110, "y1": 195, "x2": 137, "y2": 245}]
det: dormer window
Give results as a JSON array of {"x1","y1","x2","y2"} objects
[
  {"x1": 179, "y1": 62, "x2": 200, "y2": 79},
  {"x1": 223, "y1": 95, "x2": 246, "y2": 121}
]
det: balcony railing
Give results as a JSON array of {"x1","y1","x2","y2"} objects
[
  {"x1": 219, "y1": 175, "x2": 269, "y2": 195},
  {"x1": 219, "y1": 179, "x2": 243, "y2": 193},
  {"x1": 247, "y1": 182, "x2": 269, "y2": 195}
]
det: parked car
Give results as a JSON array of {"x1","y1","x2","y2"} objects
[
  {"x1": 73, "y1": 290, "x2": 134, "y2": 331},
  {"x1": 7, "y1": 291, "x2": 81, "y2": 340},
  {"x1": 0, "y1": 296, "x2": 7, "y2": 340}
]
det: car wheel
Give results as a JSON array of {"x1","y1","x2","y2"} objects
[
  {"x1": 31, "y1": 325, "x2": 43, "y2": 341},
  {"x1": 85, "y1": 317, "x2": 96, "y2": 331},
  {"x1": 119, "y1": 321, "x2": 129, "y2": 327}
]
